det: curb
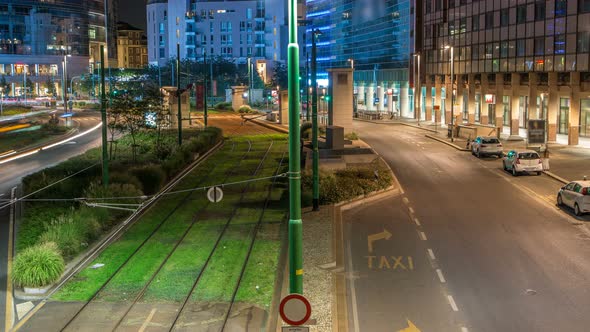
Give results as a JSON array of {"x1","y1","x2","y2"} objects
[
  {"x1": 353, "y1": 118, "x2": 440, "y2": 133},
  {"x1": 13, "y1": 139, "x2": 224, "y2": 304},
  {"x1": 249, "y1": 118, "x2": 289, "y2": 134},
  {"x1": 544, "y1": 171, "x2": 569, "y2": 184},
  {"x1": 425, "y1": 134, "x2": 470, "y2": 151}
]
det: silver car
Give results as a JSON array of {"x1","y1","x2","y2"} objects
[
  {"x1": 557, "y1": 181, "x2": 590, "y2": 216},
  {"x1": 503, "y1": 149, "x2": 544, "y2": 176},
  {"x1": 471, "y1": 136, "x2": 503, "y2": 158}
]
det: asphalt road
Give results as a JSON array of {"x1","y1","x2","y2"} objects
[
  {"x1": 347, "y1": 120, "x2": 590, "y2": 332},
  {"x1": 0, "y1": 112, "x2": 101, "y2": 332}
]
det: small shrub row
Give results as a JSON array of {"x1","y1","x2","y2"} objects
[{"x1": 214, "y1": 101, "x2": 232, "y2": 110}]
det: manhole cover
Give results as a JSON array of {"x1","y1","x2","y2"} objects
[{"x1": 525, "y1": 289, "x2": 537, "y2": 296}]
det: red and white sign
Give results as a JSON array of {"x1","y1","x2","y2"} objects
[
  {"x1": 484, "y1": 94, "x2": 496, "y2": 104},
  {"x1": 279, "y1": 294, "x2": 312, "y2": 326},
  {"x1": 387, "y1": 89, "x2": 393, "y2": 96}
]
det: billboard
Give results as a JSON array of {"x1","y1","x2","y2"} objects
[{"x1": 528, "y1": 120, "x2": 546, "y2": 144}]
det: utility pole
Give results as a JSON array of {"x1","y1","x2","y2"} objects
[
  {"x1": 100, "y1": 46, "x2": 109, "y2": 187},
  {"x1": 288, "y1": 0, "x2": 303, "y2": 295},
  {"x1": 247, "y1": 57, "x2": 252, "y2": 105},
  {"x1": 306, "y1": 54, "x2": 310, "y2": 121},
  {"x1": 177, "y1": 43, "x2": 182, "y2": 145},
  {"x1": 204, "y1": 51, "x2": 208, "y2": 127},
  {"x1": 311, "y1": 30, "x2": 321, "y2": 211}
]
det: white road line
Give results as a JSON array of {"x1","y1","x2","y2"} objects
[
  {"x1": 409, "y1": 207, "x2": 415, "y2": 214},
  {"x1": 413, "y1": 217, "x2": 421, "y2": 226},
  {"x1": 138, "y1": 308, "x2": 157, "y2": 332},
  {"x1": 347, "y1": 233, "x2": 361, "y2": 332},
  {"x1": 419, "y1": 231, "x2": 427, "y2": 241},
  {"x1": 461, "y1": 327, "x2": 469, "y2": 332},
  {"x1": 427, "y1": 248, "x2": 436, "y2": 260},
  {"x1": 402, "y1": 197, "x2": 409, "y2": 205},
  {"x1": 436, "y1": 269, "x2": 446, "y2": 283},
  {"x1": 447, "y1": 295, "x2": 459, "y2": 311}
]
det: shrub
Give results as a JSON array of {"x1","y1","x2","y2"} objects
[
  {"x1": 214, "y1": 102, "x2": 232, "y2": 110},
  {"x1": 238, "y1": 105, "x2": 252, "y2": 113},
  {"x1": 39, "y1": 215, "x2": 85, "y2": 259},
  {"x1": 300, "y1": 122, "x2": 312, "y2": 140},
  {"x1": 345, "y1": 132, "x2": 359, "y2": 140},
  {"x1": 130, "y1": 164, "x2": 167, "y2": 195},
  {"x1": 12, "y1": 242, "x2": 65, "y2": 288},
  {"x1": 110, "y1": 172, "x2": 143, "y2": 192},
  {"x1": 84, "y1": 182, "x2": 144, "y2": 219}
]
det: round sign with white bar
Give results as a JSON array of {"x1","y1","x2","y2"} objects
[{"x1": 207, "y1": 186, "x2": 223, "y2": 203}]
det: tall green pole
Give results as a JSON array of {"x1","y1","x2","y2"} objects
[
  {"x1": 100, "y1": 46, "x2": 109, "y2": 187},
  {"x1": 204, "y1": 51, "x2": 208, "y2": 128},
  {"x1": 288, "y1": 0, "x2": 303, "y2": 294},
  {"x1": 311, "y1": 30, "x2": 319, "y2": 211},
  {"x1": 177, "y1": 43, "x2": 182, "y2": 146}
]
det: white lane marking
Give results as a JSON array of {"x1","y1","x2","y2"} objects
[
  {"x1": 138, "y1": 308, "x2": 157, "y2": 332},
  {"x1": 409, "y1": 207, "x2": 415, "y2": 214},
  {"x1": 427, "y1": 248, "x2": 436, "y2": 260},
  {"x1": 419, "y1": 231, "x2": 427, "y2": 241},
  {"x1": 413, "y1": 217, "x2": 421, "y2": 226},
  {"x1": 436, "y1": 269, "x2": 446, "y2": 283},
  {"x1": 402, "y1": 197, "x2": 409, "y2": 205},
  {"x1": 447, "y1": 295, "x2": 459, "y2": 312},
  {"x1": 461, "y1": 327, "x2": 469, "y2": 332},
  {"x1": 347, "y1": 232, "x2": 361, "y2": 332}
]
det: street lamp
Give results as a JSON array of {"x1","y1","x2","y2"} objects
[
  {"x1": 63, "y1": 54, "x2": 72, "y2": 114},
  {"x1": 413, "y1": 53, "x2": 420, "y2": 124},
  {"x1": 443, "y1": 45, "x2": 454, "y2": 141},
  {"x1": 347, "y1": 58, "x2": 354, "y2": 69},
  {"x1": 287, "y1": 0, "x2": 303, "y2": 295},
  {"x1": 311, "y1": 29, "x2": 322, "y2": 211}
]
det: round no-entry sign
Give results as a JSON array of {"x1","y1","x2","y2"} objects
[{"x1": 279, "y1": 294, "x2": 311, "y2": 326}]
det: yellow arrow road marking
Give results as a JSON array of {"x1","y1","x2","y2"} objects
[
  {"x1": 398, "y1": 319, "x2": 421, "y2": 332},
  {"x1": 367, "y1": 229, "x2": 392, "y2": 253}
]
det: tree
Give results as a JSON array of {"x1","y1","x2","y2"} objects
[
  {"x1": 0, "y1": 75, "x2": 10, "y2": 95},
  {"x1": 270, "y1": 62, "x2": 288, "y2": 90},
  {"x1": 107, "y1": 94, "x2": 129, "y2": 160},
  {"x1": 44, "y1": 77, "x2": 56, "y2": 97},
  {"x1": 119, "y1": 96, "x2": 146, "y2": 162}
]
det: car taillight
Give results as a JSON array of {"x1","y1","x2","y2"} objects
[
  {"x1": 497, "y1": 144, "x2": 502, "y2": 147},
  {"x1": 539, "y1": 159, "x2": 543, "y2": 164},
  {"x1": 515, "y1": 158, "x2": 520, "y2": 164},
  {"x1": 583, "y1": 188, "x2": 589, "y2": 195},
  {"x1": 481, "y1": 144, "x2": 488, "y2": 147}
]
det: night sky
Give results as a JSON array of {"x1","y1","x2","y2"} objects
[{"x1": 119, "y1": 0, "x2": 147, "y2": 30}]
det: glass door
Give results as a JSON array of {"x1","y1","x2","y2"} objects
[
  {"x1": 519, "y1": 96, "x2": 528, "y2": 128},
  {"x1": 475, "y1": 93, "x2": 481, "y2": 122},
  {"x1": 580, "y1": 99, "x2": 590, "y2": 137},
  {"x1": 559, "y1": 98, "x2": 570, "y2": 134},
  {"x1": 503, "y1": 96, "x2": 510, "y2": 126}
]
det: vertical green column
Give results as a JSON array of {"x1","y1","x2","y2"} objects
[
  {"x1": 204, "y1": 51, "x2": 208, "y2": 128},
  {"x1": 311, "y1": 31, "x2": 319, "y2": 211},
  {"x1": 177, "y1": 43, "x2": 182, "y2": 146},
  {"x1": 288, "y1": 0, "x2": 303, "y2": 295},
  {"x1": 100, "y1": 46, "x2": 109, "y2": 187}
]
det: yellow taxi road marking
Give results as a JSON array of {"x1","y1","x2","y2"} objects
[
  {"x1": 419, "y1": 231, "x2": 427, "y2": 241},
  {"x1": 138, "y1": 308, "x2": 157, "y2": 332},
  {"x1": 447, "y1": 295, "x2": 459, "y2": 311},
  {"x1": 11, "y1": 301, "x2": 46, "y2": 332},
  {"x1": 397, "y1": 319, "x2": 422, "y2": 332},
  {"x1": 436, "y1": 269, "x2": 446, "y2": 283},
  {"x1": 427, "y1": 249, "x2": 436, "y2": 260},
  {"x1": 366, "y1": 256, "x2": 414, "y2": 270}
]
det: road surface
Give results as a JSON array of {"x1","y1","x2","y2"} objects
[
  {"x1": 346, "y1": 120, "x2": 590, "y2": 332},
  {"x1": 0, "y1": 112, "x2": 101, "y2": 332}
]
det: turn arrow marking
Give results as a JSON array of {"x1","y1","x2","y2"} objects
[
  {"x1": 367, "y1": 228, "x2": 392, "y2": 253},
  {"x1": 398, "y1": 319, "x2": 421, "y2": 332}
]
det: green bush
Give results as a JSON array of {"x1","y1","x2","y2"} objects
[
  {"x1": 12, "y1": 242, "x2": 65, "y2": 288},
  {"x1": 130, "y1": 164, "x2": 167, "y2": 195},
  {"x1": 84, "y1": 182, "x2": 144, "y2": 220},
  {"x1": 110, "y1": 172, "x2": 143, "y2": 192},
  {"x1": 345, "y1": 132, "x2": 359, "y2": 140},
  {"x1": 300, "y1": 122, "x2": 312, "y2": 140},
  {"x1": 214, "y1": 102, "x2": 232, "y2": 110},
  {"x1": 39, "y1": 215, "x2": 85, "y2": 259},
  {"x1": 238, "y1": 105, "x2": 252, "y2": 113}
]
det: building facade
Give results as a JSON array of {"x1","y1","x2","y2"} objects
[
  {"x1": 147, "y1": 0, "x2": 287, "y2": 71},
  {"x1": 0, "y1": 0, "x2": 117, "y2": 98},
  {"x1": 306, "y1": 0, "x2": 413, "y2": 115},
  {"x1": 420, "y1": 0, "x2": 590, "y2": 145},
  {"x1": 117, "y1": 22, "x2": 148, "y2": 69}
]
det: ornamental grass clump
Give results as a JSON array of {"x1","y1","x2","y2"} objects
[{"x1": 12, "y1": 242, "x2": 65, "y2": 288}]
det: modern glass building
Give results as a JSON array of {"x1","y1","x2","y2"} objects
[
  {"x1": 0, "y1": 1, "x2": 117, "y2": 97},
  {"x1": 420, "y1": 0, "x2": 590, "y2": 144},
  {"x1": 306, "y1": 0, "x2": 413, "y2": 116}
]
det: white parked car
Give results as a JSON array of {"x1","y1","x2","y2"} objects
[
  {"x1": 502, "y1": 150, "x2": 544, "y2": 176},
  {"x1": 557, "y1": 181, "x2": 590, "y2": 216},
  {"x1": 471, "y1": 136, "x2": 503, "y2": 158}
]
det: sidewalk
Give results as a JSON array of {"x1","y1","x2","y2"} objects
[{"x1": 355, "y1": 117, "x2": 590, "y2": 184}]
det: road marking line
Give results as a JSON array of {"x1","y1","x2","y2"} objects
[
  {"x1": 402, "y1": 197, "x2": 409, "y2": 205},
  {"x1": 409, "y1": 207, "x2": 415, "y2": 214},
  {"x1": 139, "y1": 308, "x2": 157, "y2": 332},
  {"x1": 11, "y1": 301, "x2": 45, "y2": 332},
  {"x1": 427, "y1": 248, "x2": 436, "y2": 260},
  {"x1": 413, "y1": 217, "x2": 421, "y2": 226},
  {"x1": 347, "y1": 236, "x2": 361, "y2": 332},
  {"x1": 419, "y1": 231, "x2": 427, "y2": 241},
  {"x1": 436, "y1": 269, "x2": 446, "y2": 283},
  {"x1": 447, "y1": 295, "x2": 459, "y2": 312},
  {"x1": 461, "y1": 327, "x2": 469, "y2": 332}
]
